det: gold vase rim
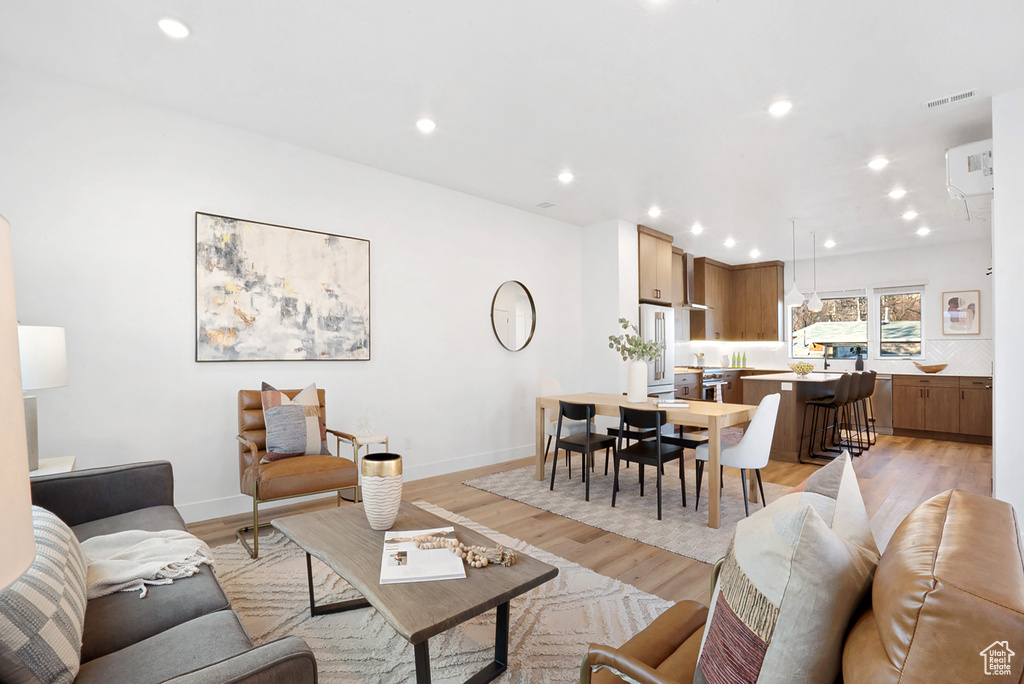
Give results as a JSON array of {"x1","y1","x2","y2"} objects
[{"x1": 362, "y1": 453, "x2": 402, "y2": 477}]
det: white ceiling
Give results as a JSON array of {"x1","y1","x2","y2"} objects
[{"x1": 2, "y1": 1, "x2": 1022, "y2": 262}]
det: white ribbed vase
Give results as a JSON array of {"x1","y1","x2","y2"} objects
[
  {"x1": 361, "y1": 453, "x2": 403, "y2": 531},
  {"x1": 626, "y1": 359, "x2": 648, "y2": 403}
]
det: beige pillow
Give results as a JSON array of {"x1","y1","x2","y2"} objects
[{"x1": 693, "y1": 452, "x2": 879, "y2": 684}]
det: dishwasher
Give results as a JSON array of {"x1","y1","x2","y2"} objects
[{"x1": 872, "y1": 374, "x2": 893, "y2": 435}]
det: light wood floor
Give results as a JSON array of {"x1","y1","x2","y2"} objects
[{"x1": 189, "y1": 434, "x2": 991, "y2": 607}]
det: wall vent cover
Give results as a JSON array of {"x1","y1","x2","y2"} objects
[
  {"x1": 922, "y1": 88, "x2": 980, "y2": 110},
  {"x1": 536, "y1": 201, "x2": 556, "y2": 209}
]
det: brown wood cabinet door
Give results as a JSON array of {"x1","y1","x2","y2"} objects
[
  {"x1": 959, "y1": 387, "x2": 993, "y2": 436},
  {"x1": 893, "y1": 385, "x2": 926, "y2": 430},
  {"x1": 638, "y1": 232, "x2": 659, "y2": 301},
  {"x1": 924, "y1": 387, "x2": 959, "y2": 433},
  {"x1": 655, "y1": 238, "x2": 673, "y2": 299},
  {"x1": 707, "y1": 264, "x2": 729, "y2": 340},
  {"x1": 758, "y1": 265, "x2": 783, "y2": 341},
  {"x1": 736, "y1": 269, "x2": 756, "y2": 340},
  {"x1": 672, "y1": 251, "x2": 684, "y2": 306}
]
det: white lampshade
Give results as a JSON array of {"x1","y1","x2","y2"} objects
[
  {"x1": 0, "y1": 214, "x2": 36, "y2": 591},
  {"x1": 807, "y1": 292, "x2": 824, "y2": 313},
  {"x1": 18, "y1": 326, "x2": 67, "y2": 390},
  {"x1": 785, "y1": 282, "x2": 805, "y2": 308}
]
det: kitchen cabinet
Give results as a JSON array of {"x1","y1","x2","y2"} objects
[
  {"x1": 690, "y1": 257, "x2": 731, "y2": 340},
  {"x1": 672, "y1": 247, "x2": 685, "y2": 306},
  {"x1": 674, "y1": 371, "x2": 700, "y2": 400},
  {"x1": 959, "y1": 376, "x2": 993, "y2": 436},
  {"x1": 720, "y1": 370, "x2": 744, "y2": 404},
  {"x1": 689, "y1": 258, "x2": 783, "y2": 341},
  {"x1": 638, "y1": 226, "x2": 673, "y2": 304},
  {"x1": 893, "y1": 376, "x2": 960, "y2": 433}
]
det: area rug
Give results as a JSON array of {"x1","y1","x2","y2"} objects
[
  {"x1": 463, "y1": 463, "x2": 792, "y2": 564},
  {"x1": 212, "y1": 501, "x2": 672, "y2": 683}
]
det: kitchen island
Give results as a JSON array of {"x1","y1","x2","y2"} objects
[{"x1": 742, "y1": 372, "x2": 845, "y2": 462}]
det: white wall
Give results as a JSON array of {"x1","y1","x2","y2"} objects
[
  {"x1": 679, "y1": 238, "x2": 993, "y2": 377},
  {"x1": 992, "y1": 88, "x2": 1024, "y2": 521},
  {"x1": 0, "y1": 65, "x2": 586, "y2": 522}
]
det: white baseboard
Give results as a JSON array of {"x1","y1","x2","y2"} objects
[{"x1": 176, "y1": 443, "x2": 533, "y2": 525}]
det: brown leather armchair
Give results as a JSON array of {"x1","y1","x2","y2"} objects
[
  {"x1": 581, "y1": 489, "x2": 1024, "y2": 683},
  {"x1": 236, "y1": 388, "x2": 359, "y2": 558}
]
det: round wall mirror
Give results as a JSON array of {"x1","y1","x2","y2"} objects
[{"x1": 490, "y1": 281, "x2": 536, "y2": 352}]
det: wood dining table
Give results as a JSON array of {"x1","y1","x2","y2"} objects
[{"x1": 535, "y1": 392, "x2": 759, "y2": 529}]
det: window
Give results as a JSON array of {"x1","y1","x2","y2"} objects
[
  {"x1": 877, "y1": 286, "x2": 923, "y2": 357},
  {"x1": 790, "y1": 293, "x2": 868, "y2": 359}
]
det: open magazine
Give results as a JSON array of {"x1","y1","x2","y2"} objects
[{"x1": 379, "y1": 526, "x2": 467, "y2": 584}]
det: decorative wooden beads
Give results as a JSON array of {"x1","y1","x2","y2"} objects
[{"x1": 411, "y1": 534, "x2": 518, "y2": 568}]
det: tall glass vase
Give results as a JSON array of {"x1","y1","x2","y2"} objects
[
  {"x1": 361, "y1": 453, "x2": 403, "y2": 530},
  {"x1": 627, "y1": 359, "x2": 648, "y2": 402}
]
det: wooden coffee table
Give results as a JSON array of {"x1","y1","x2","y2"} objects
[{"x1": 271, "y1": 501, "x2": 559, "y2": 683}]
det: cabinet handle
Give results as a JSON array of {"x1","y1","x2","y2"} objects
[
  {"x1": 962, "y1": 390, "x2": 964, "y2": 400},
  {"x1": 926, "y1": 389, "x2": 930, "y2": 398}
]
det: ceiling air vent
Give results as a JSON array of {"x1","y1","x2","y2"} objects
[
  {"x1": 922, "y1": 88, "x2": 980, "y2": 111},
  {"x1": 536, "y1": 201, "x2": 556, "y2": 209}
]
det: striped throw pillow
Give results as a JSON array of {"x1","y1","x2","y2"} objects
[
  {"x1": 0, "y1": 506, "x2": 88, "y2": 684},
  {"x1": 260, "y1": 382, "x2": 330, "y2": 463}
]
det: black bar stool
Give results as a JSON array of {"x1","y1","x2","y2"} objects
[{"x1": 799, "y1": 373, "x2": 851, "y2": 462}]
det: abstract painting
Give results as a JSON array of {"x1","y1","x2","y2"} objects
[
  {"x1": 941, "y1": 290, "x2": 980, "y2": 336},
  {"x1": 196, "y1": 212, "x2": 370, "y2": 361}
]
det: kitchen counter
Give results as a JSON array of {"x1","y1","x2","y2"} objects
[{"x1": 742, "y1": 372, "x2": 846, "y2": 383}]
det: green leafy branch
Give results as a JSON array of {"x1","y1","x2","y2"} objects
[{"x1": 607, "y1": 317, "x2": 664, "y2": 362}]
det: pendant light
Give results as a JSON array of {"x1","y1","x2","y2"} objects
[
  {"x1": 784, "y1": 219, "x2": 805, "y2": 308},
  {"x1": 807, "y1": 231, "x2": 823, "y2": 313}
]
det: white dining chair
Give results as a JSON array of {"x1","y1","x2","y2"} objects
[
  {"x1": 540, "y1": 379, "x2": 586, "y2": 466},
  {"x1": 693, "y1": 393, "x2": 781, "y2": 517}
]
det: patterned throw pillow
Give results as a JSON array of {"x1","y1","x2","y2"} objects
[
  {"x1": 260, "y1": 382, "x2": 330, "y2": 463},
  {"x1": 693, "y1": 452, "x2": 879, "y2": 684},
  {"x1": 0, "y1": 507, "x2": 88, "y2": 684}
]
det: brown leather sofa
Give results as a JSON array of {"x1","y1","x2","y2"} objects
[{"x1": 581, "y1": 489, "x2": 1024, "y2": 683}]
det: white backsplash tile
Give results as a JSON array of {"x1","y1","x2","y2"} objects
[{"x1": 677, "y1": 338, "x2": 994, "y2": 377}]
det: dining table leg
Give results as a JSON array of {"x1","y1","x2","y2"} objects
[
  {"x1": 535, "y1": 398, "x2": 545, "y2": 481},
  {"x1": 707, "y1": 415, "x2": 722, "y2": 528},
  {"x1": 748, "y1": 470, "x2": 761, "y2": 504}
]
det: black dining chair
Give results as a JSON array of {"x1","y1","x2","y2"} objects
[
  {"x1": 550, "y1": 401, "x2": 616, "y2": 502},
  {"x1": 612, "y1": 407, "x2": 684, "y2": 520}
]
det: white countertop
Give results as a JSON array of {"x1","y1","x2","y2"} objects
[{"x1": 741, "y1": 372, "x2": 845, "y2": 383}]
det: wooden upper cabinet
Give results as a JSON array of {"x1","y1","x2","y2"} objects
[
  {"x1": 672, "y1": 247, "x2": 685, "y2": 306},
  {"x1": 638, "y1": 226, "x2": 674, "y2": 304}
]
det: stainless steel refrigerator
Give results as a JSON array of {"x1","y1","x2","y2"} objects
[{"x1": 639, "y1": 303, "x2": 675, "y2": 398}]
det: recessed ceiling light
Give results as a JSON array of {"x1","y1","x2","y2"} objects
[
  {"x1": 824, "y1": 239, "x2": 836, "y2": 248},
  {"x1": 724, "y1": 237, "x2": 736, "y2": 248},
  {"x1": 416, "y1": 118, "x2": 436, "y2": 134},
  {"x1": 868, "y1": 157, "x2": 889, "y2": 171},
  {"x1": 902, "y1": 210, "x2": 919, "y2": 220},
  {"x1": 158, "y1": 17, "x2": 190, "y2": 39},
  {"x1": 888, "y1": 188, "x2": 907, "y2": 199},
  {"x1": 768, "y1": 100, "x2": 792, "y2": 117},
  {"x1": 647, "y1": 206, "x2": 661, "y2": 218},
  {"x1": 558, "y1": 171, "x2": 574, "y2": 184},
  {"x1": 750, "y1": 248, "x2": 761, "y2": 258},
  {"x1": 691, "y1": 222, "x2": 704, "y2": 235},
  {"x1": 917, "y1": 226, "x2": 931, "y2": 236}
]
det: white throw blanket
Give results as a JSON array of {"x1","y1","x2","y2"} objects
[{"x1": 81, "y1": 529, "x2": 214, "y2": 599}]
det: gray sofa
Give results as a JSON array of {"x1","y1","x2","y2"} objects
[{"x1": 29, "y1": 460, "x2": 317, "y2": 684}]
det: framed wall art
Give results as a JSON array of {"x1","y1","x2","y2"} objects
[
  {"x1": 941, "y1": 289, "x2": 980, "y2": 336},
  {"x1": 195, "y1": 212, "x2": 370, "y2": 361}
]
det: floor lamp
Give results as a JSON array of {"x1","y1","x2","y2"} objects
[
  {"x1": 17, "y1": 325, "x2": 67, "y2": 471},
  {"x1": 0, "y1": 214, "x2": 36, "y2": 590}
]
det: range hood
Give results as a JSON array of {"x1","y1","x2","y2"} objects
[{"x1": 681, "y1": 253, "x2": 712, "y2": 310}]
